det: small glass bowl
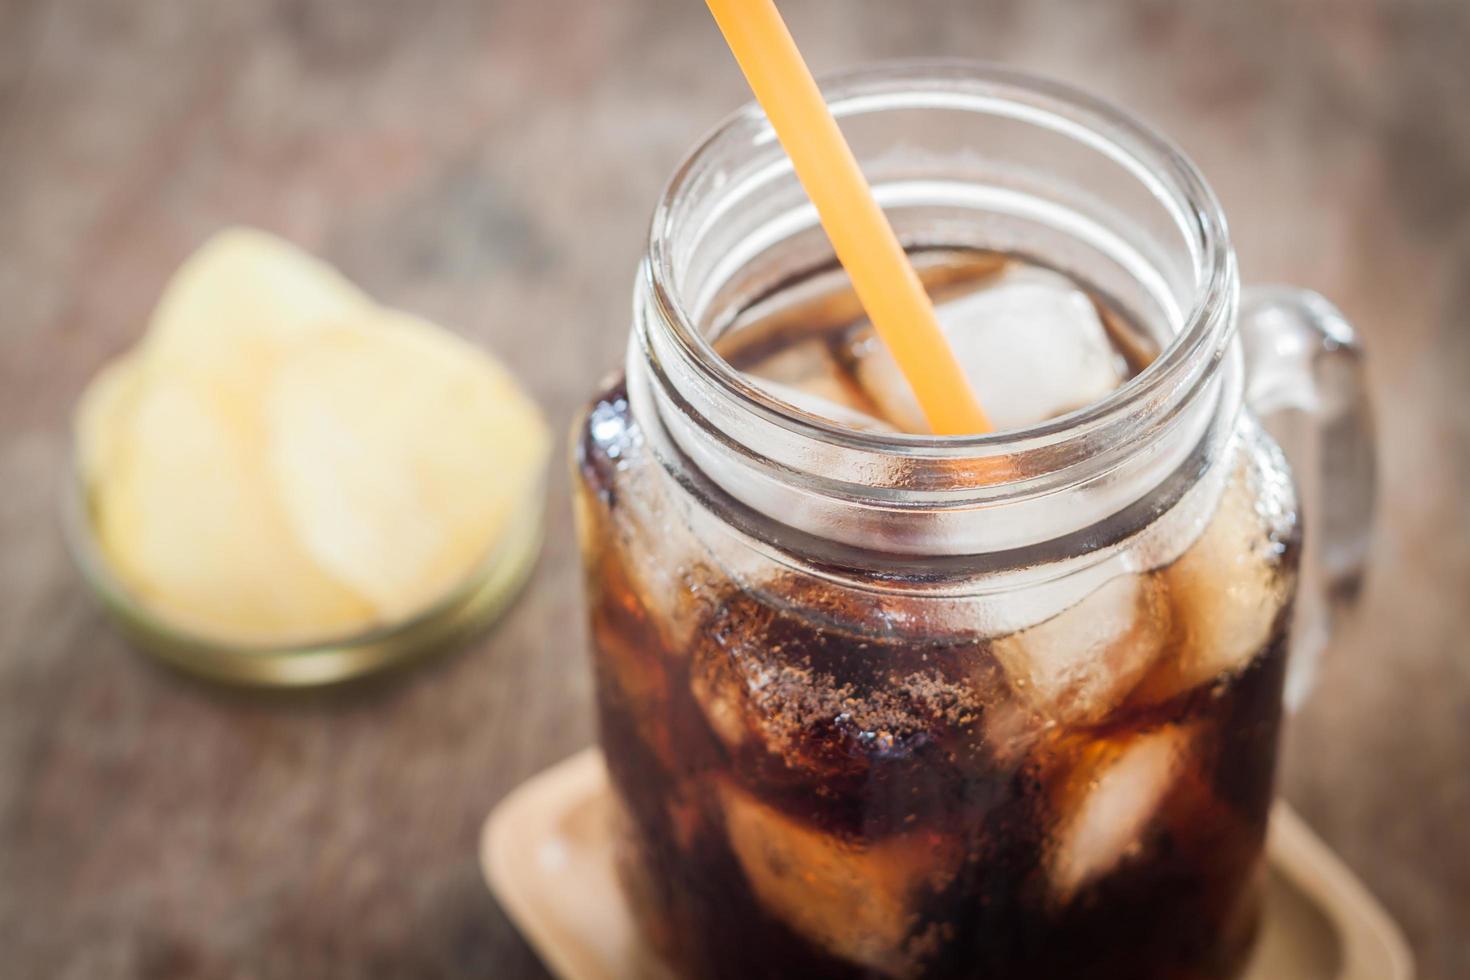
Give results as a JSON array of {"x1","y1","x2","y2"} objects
[{"x1": 61, "y1": 466, "x2": 545, "y2": 687}]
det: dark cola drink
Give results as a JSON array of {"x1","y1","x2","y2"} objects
[{"x1": 574, "y1": 250, "x2": 1301, "y2": 979}]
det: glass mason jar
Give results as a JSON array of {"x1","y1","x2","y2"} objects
[{"x1": 573, "y1": 63, "x2": 1374, "y2": 980}]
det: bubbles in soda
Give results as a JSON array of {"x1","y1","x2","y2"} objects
[{"x1": 576, "y1": 249, "x2": 1299, "y2": 979}]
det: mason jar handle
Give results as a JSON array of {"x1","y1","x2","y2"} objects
[{"x1": 1238, "y1": 286, "x2": 1377, "y2": 708}]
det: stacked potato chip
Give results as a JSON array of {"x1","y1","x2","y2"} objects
[{"x1": 75, "y1": 229, "x2": 550, "y2": 646}]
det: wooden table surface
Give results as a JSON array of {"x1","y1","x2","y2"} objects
[{"x1": 2, "y1": 1, "x2": 1466, "y2": 977}]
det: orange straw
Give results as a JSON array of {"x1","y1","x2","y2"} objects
[{"x1": 705, "y1": 0, "x2": 992, "y2": 435}]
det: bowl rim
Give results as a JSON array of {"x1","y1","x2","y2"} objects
[{"x1": 61, "y1": 447, "x2": 548, "y2": 660}]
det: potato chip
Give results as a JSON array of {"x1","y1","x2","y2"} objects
[
  {"x1": 96, "y1": 375, "x2": 375, "y2": 645},
  {"x1": 76, "y1": 227, "x2": 548, "y2": 647},
  {"x1": 142, "y1": 228, "x2": 370, "y2": 400},
  {"x1": 265, "y1": 309, "x2": 550, "y2": 620},
  {"x1": 74, "y1": 354, "x2": 143, "y2": 489}
]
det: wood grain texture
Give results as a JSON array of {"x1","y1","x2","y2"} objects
[{"x1": 0, "y1": 0, "x2": 1466, "y2": 977}]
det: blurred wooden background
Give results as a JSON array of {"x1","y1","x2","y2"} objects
[{"x1": 1, "y1": 0, "x2": 1466, "y2": 977}]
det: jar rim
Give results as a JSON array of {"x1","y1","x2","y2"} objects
[{"x1": 644, "y1": 60, "x2": 1234, "y2": 465}]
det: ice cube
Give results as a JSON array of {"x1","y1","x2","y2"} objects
[
  {"x1": 733, "y1": 335, "x2": 842, "y2": 387},
  {"x1": 688, "y1": 622, "x2": 851, "y2": 770},
  {"x1": 590, "y1": 597, "x2": 678, "y2": 769},
  {"x1": 1132, "y1": 443, "x2": 1297, "y2": 705},
  {"x1": 728, "y1": 327, "x2": 893, "y2": 430},
  {"x1": 1045, "y1": 727, "x2": 1192, "y2": 901},
  {"x1": 717, "y1": 777, "x2": 959, "y2": 979},
  {"x1": 747, "y1": 376, "x2": 896, "y2": 432},
  {"x1": 688, "y1": 583, "x2": 985, "y2": 784},
  {"x1": 991, "y1": 573, "x2": 1170, "y2": 726},
  {"x1": 848, "y1": 266, "x2": 1127, "y2": 432},
  {"x1": 687, "y1": 639, "x2": 750, "y2": 750},
  {"x1": 587, "y1": 395, "x2": 715, "y2": 656}
]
